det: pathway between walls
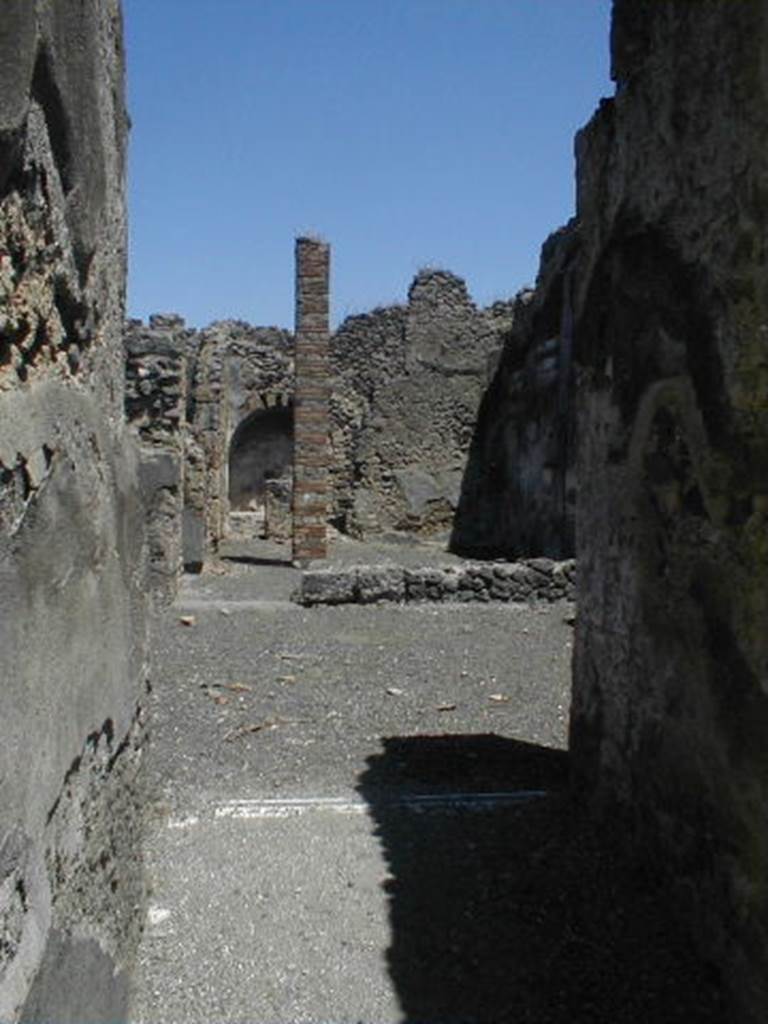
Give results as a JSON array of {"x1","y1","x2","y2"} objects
[{"x1": 128, "y1": 537, "x2": 723, "y2": 1024}]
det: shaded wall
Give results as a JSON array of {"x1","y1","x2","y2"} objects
[
  {"x1": 570, "y1": 3, "x2": 768, "y2": 1020},
  {"x1": 0, "y1": 2, "x2": 148, "y2": 1020},
  {"x1": 228, "y1": 405, "x2": 293, "y2": 510},
  {"x1": 451, "y1": 225, "x2": 577, "y2": 559}
]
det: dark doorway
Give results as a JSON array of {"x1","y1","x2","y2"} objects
[{"x1": 228, "y1": 406, "x2": 293, "y2": 511}]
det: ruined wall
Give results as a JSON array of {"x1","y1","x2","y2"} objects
[
  {"x1": 136, "y1": 270, "x2": 509, "y2": 555},
  {"x1": 569, "y1": 3, "x2": 768, "y2": 1019},
  {"x1": 331, "y1": 271, "x2": 509, "y2": 538},
  {"x1": 125, "y1": 316, "x2": 295, "y2": 558},
  {"x1": 0, "y1": 2, "x2": 148, "y2": 1020},
  {"x1": 182, "y1": 325, "x2": 229, "y2": 567},
  {"x1": 205, "y1": 320, "x2": 293, "y2": 515},
  {"x1": 207, "y1": 320, "x2": 293, "y2": 428},
  {"x1": 451, "y1": 225, "x2": 577, "y2": 559},
  {"x1": 125, "y1": 316, "x2": 188, "y2": 602}
]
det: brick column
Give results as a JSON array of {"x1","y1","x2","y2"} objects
[{"x1": 292, "y1": 237, "x2": 330, "y2": 565}]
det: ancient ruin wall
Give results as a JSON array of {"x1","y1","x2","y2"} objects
[
  {"x1": 134, "y1": 270, "x2": 514, "y2": 556},
  {"x1": 124, "y1": 315, "x2": 296, "y2": 564},
  {"x1": 124, "y1": 316, "x2": 189, "y2": 602},
  {"x1": 0, "y1": 2, "x2": 147, "y2": 1019},
  {"x1": 330, "y1": 271, "x2": 509, "y2": 538},
  {"x1": 201, "y1": 320, "x2": 293, "y2": 516},
  {"x1": 570, "y1": 3, "x2": 768, "y2": 1019},
  {"x1": 451, "y1": 224, "x2": 577, "y2": 559}
]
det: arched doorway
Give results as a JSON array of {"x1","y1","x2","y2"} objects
[{"x1": 228, "y1": 406, "x2": 293, "y2": 511}]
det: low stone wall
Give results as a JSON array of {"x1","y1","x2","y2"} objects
[{"x1": 294, "y1": 558, "x2": 576, "y2": 606}]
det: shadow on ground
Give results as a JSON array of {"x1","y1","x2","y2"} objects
[
  {"x1": 358, "y1": 734, "x2": 725, "y2": 1024},
  {"x1": 221, "y1": 554, "x2": 292, "y2": 568}
]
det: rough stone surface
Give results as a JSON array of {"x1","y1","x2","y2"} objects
[
  {"x1": 264, "y1": 474, "x2": 293, "y2": 542},
  {"x1": 200, "y1": 319, "x2": 293, "y2": 517},
  {"x1": 330, "y1": 271, "x2": 510, "y2": 538},
  {"x1": 0, "y1": 3, "x2": 147, "y2": 1020},
  {"x1": 298, "y1": 568, "x2": 358, "y2": 606},
  {"x1": 124, "y1": 319, "x2": 188, "y2": 603},
  {"x1": 568, "y1": 3, "x2": 768, "y2": 1020},
  {"x1": 130, "y1": 269, "x2": 515, "y2": 566},
  {"x1": 451, "y1": 227, "x2": 577, "y2": 559},
  {"x1": 295, "y1": 559, "x2": 576, "y2": 607},
  {"x1": 123, "y1": 317, "x2": 295, "y2": 565}
]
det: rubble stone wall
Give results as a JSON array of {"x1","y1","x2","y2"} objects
[
  {"x1": 134, "y1": 268, "x2": 514, "y2": 558},
  {"x1": 182, "y1": 326, "x2": 229, "y2": 567},
  {"x1": 295, "y1": 557, "x2": 576, "y2": 607},
  {"x1": 125, "y1": 317, "x2": 188, "y2": 602},
  {"x1": 126, "y1": 316, "x2": 294, "y2": 557},
  {"x1": 570, "y1": 3, "x2": 768, "y2": 1019},
  {"x1": 451, "y1": 227, "x2": 577, "y2": 559},
  {"x1": 0, "y1": 2, "x2": 148, "y2": 1019},
  {"x1": 198, "y1": 320, "x2": 293, "y2": 521},
  {"x1": 330, "y1": 270, "x2": 511, "y2": 538}
]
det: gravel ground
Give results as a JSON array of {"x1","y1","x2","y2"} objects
[{"x1": 130, "y1": 540, "x2": 727, "y2": 1023}]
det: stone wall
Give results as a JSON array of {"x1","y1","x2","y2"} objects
[
  {"x1": 125, "y1": 316, "x2": 294, "y2": 561},
  {"x1": 125, "y1": 317, "x2": 188, "y2": 602},
  {"x1": 569, "y1": 3, "x2": 768, "y2": 1020},
  {"x1": 451, "y1": 227, "x2": 577, "y2": 559},
  {"x1": 131, "y1": 268, "x2": 513, "y2": 561},
  {"x1": 184, "y1": 325, "x2": 229, "y2": 566},
  {"x1": 295, "y1": 557, "x2": 576, "y2": 607},
  {"x1": 197, "y1": 321, "x2": 293, "y2": 523},
  {"x1": 330, "y1": 270, "x2": 510, "y2": 538},
  {"x1": 0, "y1": 2, "x2": 148, "y2": 1020}
]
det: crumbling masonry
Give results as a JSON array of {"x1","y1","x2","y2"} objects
[
  {"x1": 2, "y1": 1, "x2": 768, "y2": 1021},
  {"x1": 124, "y1": 267, "x2": 524, "y2": 599},
  {"x1": 0, "y1": 2, "x2": 147, "y2": 1020}
]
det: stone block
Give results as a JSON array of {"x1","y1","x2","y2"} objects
[
  {"x1": 356, "y1": 566, "x2": 405, "y2": 604},
  {"x1": 298, "y1": 570, "x2": 356, "y2": 606}
]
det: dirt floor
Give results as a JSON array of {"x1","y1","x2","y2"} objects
[{"x1": 129, "y1": 534, "x2": 727, "y2": 1023}]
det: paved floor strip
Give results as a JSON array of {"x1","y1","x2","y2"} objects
[{"x1": 209, "y1": 791, "x2": 548, "y2": 821}]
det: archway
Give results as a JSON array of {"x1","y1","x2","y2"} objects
[{"x1": 228, "y1": 405, "x2": 293, "y2": 511}]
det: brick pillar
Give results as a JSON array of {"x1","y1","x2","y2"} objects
[{"x1": 292, "y1": 236, "x2": 330, "y2": 565}]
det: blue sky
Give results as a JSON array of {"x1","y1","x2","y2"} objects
[{"x1": 124, "y1": 1, "x2": 613, "y2": 329}]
